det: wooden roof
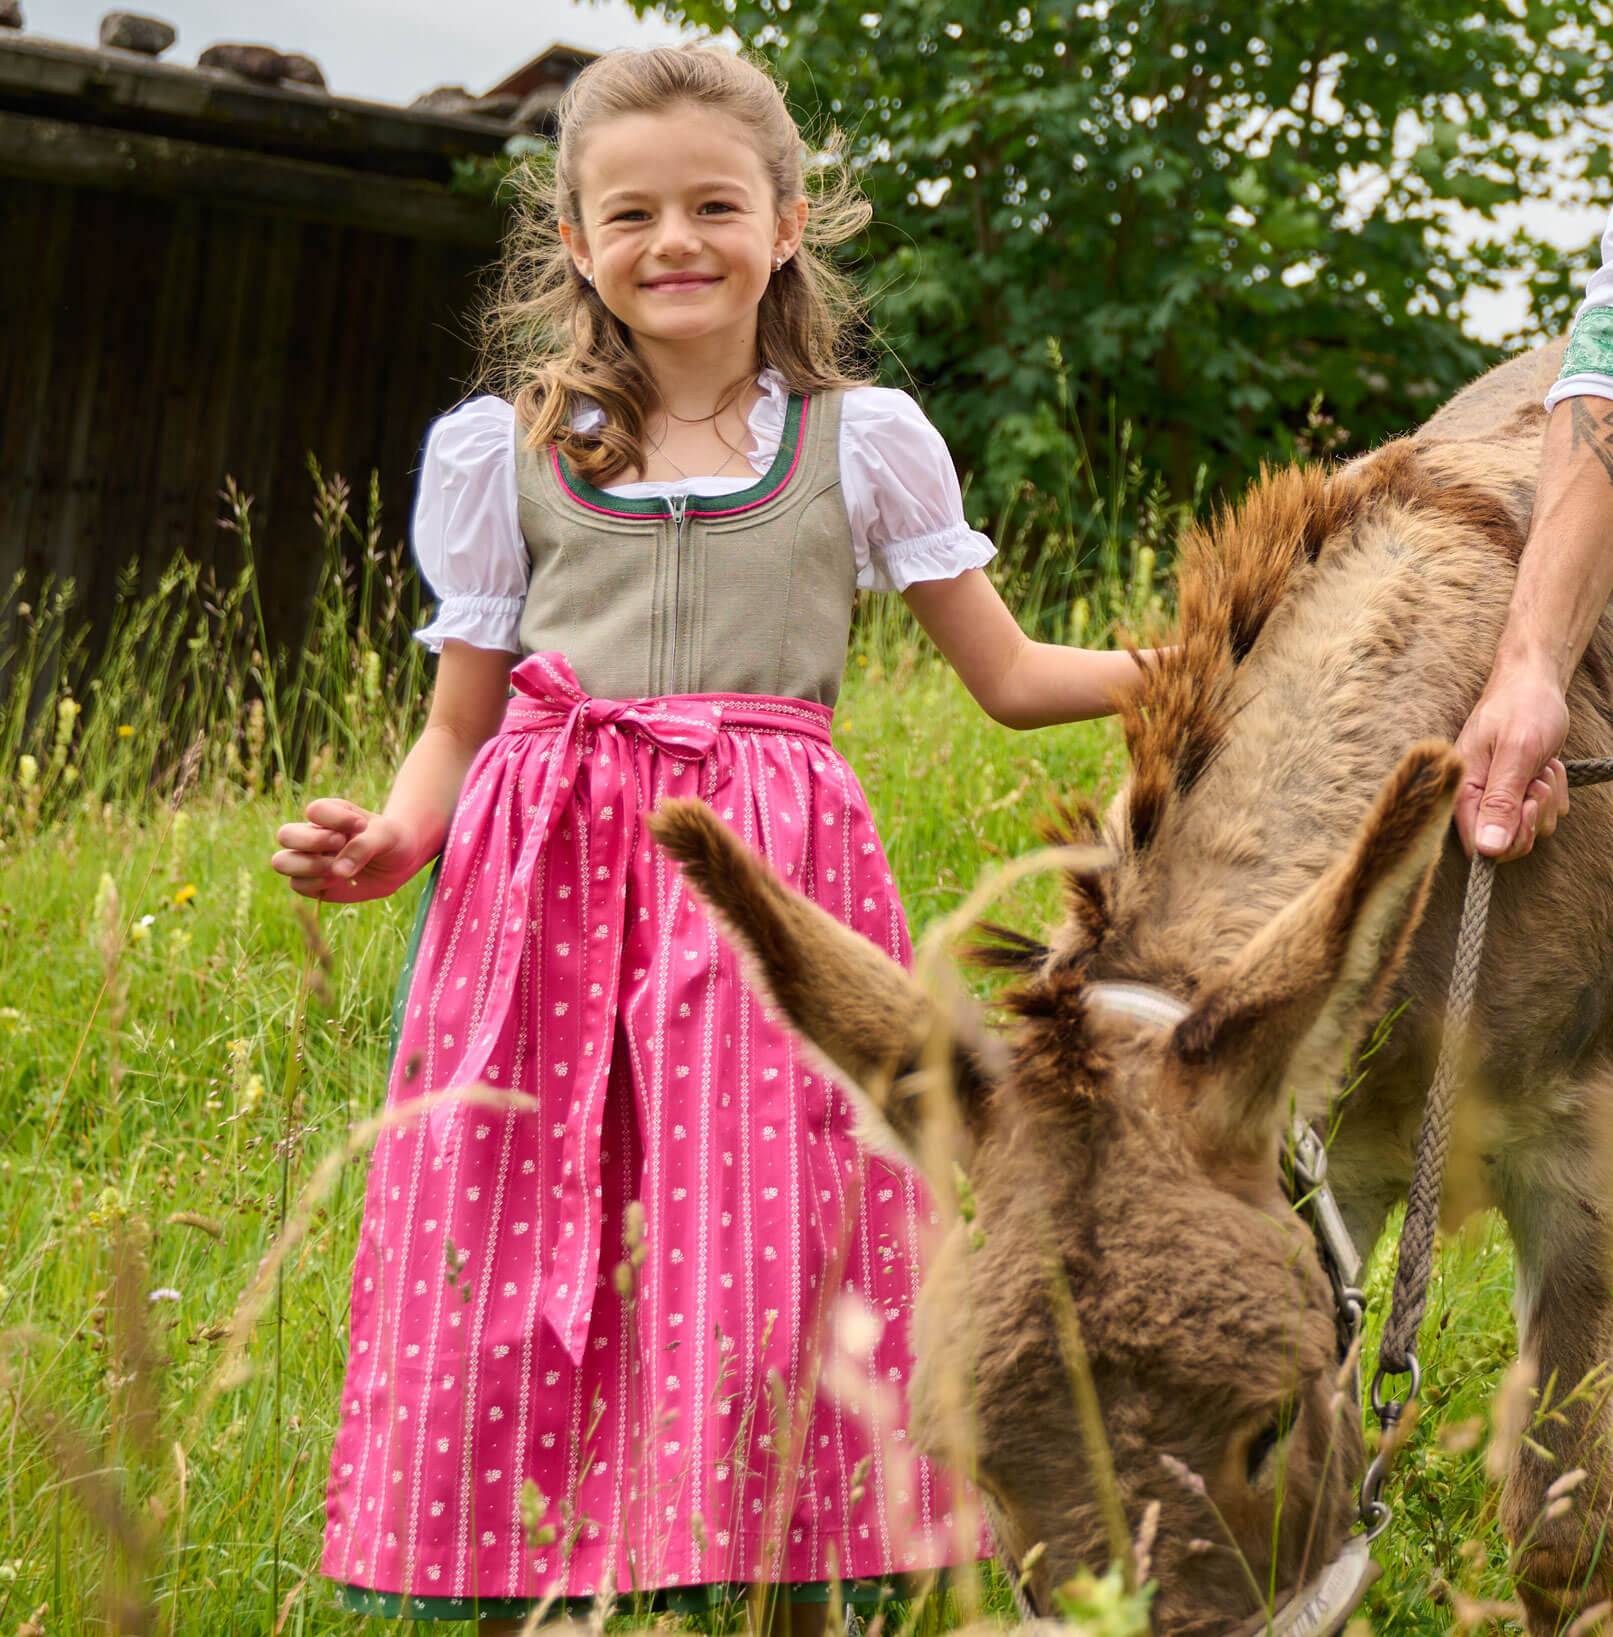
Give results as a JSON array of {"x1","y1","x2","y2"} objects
[
  {"x1": 0, "y1": 32, "x2": 511, "y2": 243},
  {"x1": 485, "y1": 41, "x2": 597, "y2": 102}
]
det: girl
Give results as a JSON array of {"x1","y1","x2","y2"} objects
[{"x1": 272, "y1": 45, "x2": 1143, "y2": 1628}]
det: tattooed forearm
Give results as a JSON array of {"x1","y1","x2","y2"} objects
[{"x1": 1568, "y1": 396, "x2": 1613, "y2": 488}]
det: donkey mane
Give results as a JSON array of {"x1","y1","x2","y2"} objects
[
  {"x1": 1120, "y1": 443, "x2": 1522, "y2": 852},
  {"x1": 973, "y1": 434, "x2": 1524, "y2": 1077},
  {"x1": 1036, "y1": 439, "x2": 1526, "y2": 953}
]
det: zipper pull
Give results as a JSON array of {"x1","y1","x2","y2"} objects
[{"x1": 666, "y1": 492, "x2": 689, "y2": 692}]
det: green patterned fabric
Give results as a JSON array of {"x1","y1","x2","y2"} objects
[
  {"x1": 338, "y1": 1575, "x2": 915, "y2": 1621},
  {"x1": 388, "y1": 862, "x2": 439, "y2": 1067},
  {"x1": 1560, "y1": 303, "x2": 1613, "y2": 381}
]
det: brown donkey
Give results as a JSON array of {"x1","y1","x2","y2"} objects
[{"x1": 652, "y1": 339, "x2": 1613, "y2": 1631}]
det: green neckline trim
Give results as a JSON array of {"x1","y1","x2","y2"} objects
[{"x1": 554, "y1": 393, "x2": 807, "y2": 517}]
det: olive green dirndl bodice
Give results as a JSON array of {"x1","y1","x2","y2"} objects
[{"x1": 512, "y1": 391, "x2": 856, "y2": 705}]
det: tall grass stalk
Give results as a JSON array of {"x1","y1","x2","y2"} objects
[{"x1": 0, "y1": 470, "x2": 430, "y2": 846}]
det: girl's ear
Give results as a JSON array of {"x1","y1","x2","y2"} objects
[
  {"x1": 559, "y1": 220, "x2": 593, "y2": 285},
  {"x1": 773, "y1": 196, "x2": 808, "y2": 268}
]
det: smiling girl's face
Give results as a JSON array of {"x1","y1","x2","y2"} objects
[{"x1": 560, "y1": 103, "x2": 806, "y2": 363}]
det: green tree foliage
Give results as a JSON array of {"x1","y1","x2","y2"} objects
[{"x1": 634, "y1": 0, "x2": 1613, "y2": 518}]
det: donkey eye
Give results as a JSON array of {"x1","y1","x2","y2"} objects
[
  {"x1": 1244, "y1": 1404, "x2": 1295, "y2": 1488},
  {"x1": 1245, "y1": 1420, "x2": 1282, "y2": 1485}
]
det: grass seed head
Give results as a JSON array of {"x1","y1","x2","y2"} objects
[
  {"x1": 232, "y1": 867, "x2": 253, "y2": 937},
  {"x1": 1546, "y1": 1466, "x2": 1588, "y2": 1503},
  {"x1": 1486, "y1": 1357, "x2": 1538, "y2": 1484},
  {"x1": 624, "y1": 1200, "x2": 646, "y2": 1267}
]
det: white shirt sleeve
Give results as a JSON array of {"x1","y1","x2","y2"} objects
[
  {"x1": 838, "y1": 387, "x2": 997, "y2": 592},
  {"x1": 1544, "y1": 203, "x2": 1613, "y2": 412},
  {"x1": 410, "y1": 395, "x2": 529, "y2": 654}
]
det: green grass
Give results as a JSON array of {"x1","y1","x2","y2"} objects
[{"x1": 0, "y1": 477, "x2": 1535, "y2": 1634}]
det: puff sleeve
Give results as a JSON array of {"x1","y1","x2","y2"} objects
[
  {"x1": 838, "y1": 387, "x2": 997, "y2": 592},
  {"x1": 410, "y1": 395, "x2": 529, "y2": 654}
]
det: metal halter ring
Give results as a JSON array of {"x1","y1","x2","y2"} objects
[
  {"x1": 1359, "y1": 1448, "x2": 1395, "y2": 1542},
  {"x1": 1368, "y1": 1355, "x2": 1421, "y2": 1421},
  {"x1": 1358, "y1": 1355, "x2": 1420, "y2": 1540}
]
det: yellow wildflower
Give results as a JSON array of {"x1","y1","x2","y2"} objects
[
  {"x1": 172, "y1": 883, "x2": 197, "y2": 908},
  {"x1": 16, "y1": 755, "x2": 36, "y2": 791},
  {"x1": 116, "y1": 724, "x2": 134, "y2": 739}
]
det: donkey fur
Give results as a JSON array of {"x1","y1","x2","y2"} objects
[{"x1": 651, "y1": 339, "x2": 1613, "y2": 1630}]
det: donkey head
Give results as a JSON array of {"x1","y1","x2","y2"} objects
[{"x1": 650, "y1": 741, "x2": 1460, "y2": 1631}]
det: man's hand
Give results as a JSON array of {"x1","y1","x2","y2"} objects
[{"x1": 1453, "y1": 666, "x2": 1570, "y2": 861}]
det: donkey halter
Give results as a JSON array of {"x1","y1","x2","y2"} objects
[{"x1": 999, "y1": 762, "x2": 1613, "y2": 1636}]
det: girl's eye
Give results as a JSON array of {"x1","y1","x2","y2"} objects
[{"x1": 700, "y1": 201, "x2": 737, "y2": 214}]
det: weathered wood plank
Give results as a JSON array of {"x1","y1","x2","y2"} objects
[
  {"x1": 0, "y1": 110, "x2": 503, "y2": 245},
  {"x1": 0, "y1": 185, "x2": 73, "y2": 589},
  {"x1": 0, "y1": 34, "x2": 510, "y2": 177},
  {"x1": 0, "y1": 176, "x2": 486, "y2": 658}
]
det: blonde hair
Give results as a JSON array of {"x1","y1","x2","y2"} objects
[{"x1": 476, "y1": 45, "x2": 873, "y2": 486}]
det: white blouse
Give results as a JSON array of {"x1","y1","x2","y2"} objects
[{"x1": 412, "y1": 368, "x2": 996, "y2": 654}]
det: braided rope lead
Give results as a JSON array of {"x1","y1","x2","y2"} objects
[
  {"x1": 1368, "y1": 757, "x2": 1613, "y2": 1502},
  {"x1": 1376, "y1": 852, "x2": 1493, "y2": 1375}
]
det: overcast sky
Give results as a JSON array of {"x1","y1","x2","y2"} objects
[
  {"x1": 22, "y1": 0, "x2": 1608, "y2": 339},
  {"x1": 28, "y1": 0, "x2": 688, "y2": 102}
]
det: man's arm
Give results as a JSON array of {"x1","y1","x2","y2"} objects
[{"x1": 1454, "y1": 394, "x2": 1613, "y2": 858}]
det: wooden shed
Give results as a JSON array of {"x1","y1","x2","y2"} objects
[{"x1": 0, "y1": 28, "x2": 522, "y2": 650}]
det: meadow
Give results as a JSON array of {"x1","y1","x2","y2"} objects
[{"x1": 0, "y1": 470, "x2": 1535, "y2": 1634}]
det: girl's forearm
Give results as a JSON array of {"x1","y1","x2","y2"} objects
[
  {"x1": 379, "y1": 642, "x2": 516, "y2": 864},
  {"x1": 380, "y1": 721, "x2": 488, "y2": 863},
  {"x1": 900, "y1": 570, "x2": 1150, "y2": 728},
  {"x1": 989, "y1": 640, "x2": 1148, "y2": 729}
]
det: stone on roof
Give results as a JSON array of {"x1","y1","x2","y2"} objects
[
  {"x1": 411, "y1": 84, "x2": 523, "y2": 123},
  {"x1": 99, "y1": 12, "x2": 174, "y2": 56},
  {"x1": 197, "y1": 41, "x2": 326, "y2": 88}
]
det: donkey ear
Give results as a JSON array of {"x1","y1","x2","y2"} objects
[
  {"x1": 1172, "y1": 741, "x2": 1462, "y2": 1147},
  {"x1": 648, "y1": 799, "x2": 1001, "y2": 1168}
]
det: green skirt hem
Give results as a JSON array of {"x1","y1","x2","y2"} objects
[{"x1": 338, "y1": 1573, "x2": 930, "y2": 1621}]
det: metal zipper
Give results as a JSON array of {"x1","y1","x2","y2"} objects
[{"x1": 666, "y1": 491, "x2": 688, "y2": 692}]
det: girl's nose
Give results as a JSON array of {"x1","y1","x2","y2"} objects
[{"x1": 652, "y1": 210, "x2": 702, "y2": 259}]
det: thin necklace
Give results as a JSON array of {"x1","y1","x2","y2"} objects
[{"x1": 647, "y1": 434, "x2": 743, "y2": 483}]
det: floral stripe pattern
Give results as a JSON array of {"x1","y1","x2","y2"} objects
[{"x1": 323, "y1": 653, "x2": 983, "y2": 1603}]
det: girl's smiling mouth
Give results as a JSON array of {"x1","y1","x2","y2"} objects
[{"x1": 643, "y1": 273, "x2": 721, "y2": 290}]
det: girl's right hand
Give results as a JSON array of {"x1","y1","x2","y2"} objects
[{"x1": 271, "y1": 799, "x2": 428, "y2": 903}]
